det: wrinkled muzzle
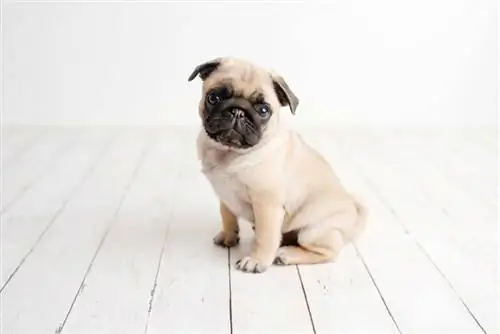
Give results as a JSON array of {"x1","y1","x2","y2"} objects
[{"x1": 203, "y1": 107, "x2": 260, "y2": 149}]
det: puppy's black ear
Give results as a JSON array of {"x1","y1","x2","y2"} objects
[
  {"x1": 188, "y1": 58, "x2": 221, "y2": 82},
  {"x1": 272, "y1": 74, "x2": 299, "y2": 115}
]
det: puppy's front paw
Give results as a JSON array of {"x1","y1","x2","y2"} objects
[
  {"x1": 235, "y1": 256, "x2": 269, "y2": 273},
  {"x1": 213, "y1": 231, "x2": 239, "y2": 248}
]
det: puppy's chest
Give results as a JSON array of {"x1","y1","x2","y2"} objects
[{"x1": 201, "y1": 155, "x2": 254, "y2": 221}]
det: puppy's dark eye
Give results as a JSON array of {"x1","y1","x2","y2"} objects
[
  {"x1": 207, "y1": 93, "x2": 221, "y2": 105},
  {"x1": 256, "y1": 104, "x2": 271, "y2": 117}
]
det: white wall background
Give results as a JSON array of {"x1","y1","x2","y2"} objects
[{"x1": 2, "y1": 0, "x2": 497, "y2": 127}]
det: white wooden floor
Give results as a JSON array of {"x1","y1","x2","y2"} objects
[{"x1": 0, "y1": 125, "x2": 498, "y2": 334}]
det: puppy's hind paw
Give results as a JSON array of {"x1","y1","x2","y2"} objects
[{"x1": 273, "y1": 246, "x2": 293, "y2": 265}]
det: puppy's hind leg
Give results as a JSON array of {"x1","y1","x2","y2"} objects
[
  {"x1": 274, "y1": 225, "x2": 344, "y2": 265},
  {"x1": 274, "y1": 199, "x2": 367, "y2": 266},
  {"x1": 274, "y1": 205, "x2": 363, "y2": 265}
]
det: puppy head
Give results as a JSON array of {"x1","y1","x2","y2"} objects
[{"x1": 188, "y1": 57, "x2": 299, "y2": 149}]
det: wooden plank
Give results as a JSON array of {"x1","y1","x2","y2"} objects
[
  {"x1": 293, "y1": 131, "x2": 399, "y2": 334},
  {"x1": 61, "y1": 130, "x2": 186, "y2": 333},
  {"x1": 1, "y1": 128, "x2": 82, "y2": 212},
  {"x1": 0, "y1": 128, "x2": 116, "y2": 288},
  {"x1": 368, "y1": 129, "x2": 496, "y2": 257},
  {"x1": 300, "y1": 129, "x2": 484, "y2": 334},
  {"x1": 1, "y1": 127, "x2": 32, "y2": 158},
  {"x1": 473, "y1": 126, "x2": 497, "y2": 154},
  {"x1": 428, "y1": 127, "x2": 497, "y2": 208},
  {"x1": 0, "y1": 129, "x2": 152, "y2": 333},
  {"x1": 230, "y1": 228, "x2": 314, "y2": 334},
  {"x1": 389, "y1": 127, "x2": 497, "y2": 210},
  {"x1": 298, "y1": 245, "x2": 400, "y2": 334},
  {"x1": 146, "y1": 128, "x2": 232, "y2": 333},
  {"x1": 1, "y1": 126, "x2": 47, "y2": 166},
  {"x1": 339, "y1": 127, "x2": 497, "y2": 333},
  {"x1": 439, "y1": 134, "x2": 496, "y2": 209}
]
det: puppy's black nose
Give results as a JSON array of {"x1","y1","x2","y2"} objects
[{"x1": 230, "y1": 108, "x2": 245, "y2": 118}]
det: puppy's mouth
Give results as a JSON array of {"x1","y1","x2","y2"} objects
[
  {"x1": 204, "y1": 108, "x2": 259, "y2": 149},
  {"x1": 210, "y1": 129, "x2": 251, "y2": 149}
]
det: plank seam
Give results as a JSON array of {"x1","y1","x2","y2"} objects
[
  {"x1": 143, "y1": 205, "x2": 174, "y2": 334},
  {"x1": 1, "y1": 130, "x2": 85, "y2": 214},
  {"x1": 414, "y1": 239, "x2": 488, "y2": 334},
  {"x1": 354, "y1": 244, "x2": 402, "y2": 334},
  {"x1": 332, "y1": 129, "x2": 488, "y2": 333},
  {"x1": 55, "y1": 133, "x2": 153, "y2": 334},
  {"x1": 143, "y1": 168, "x2": 183, "y2": 334},
  {"x1": 0, "y1": 129, "x2": 120, "y2": 293},
  {"x1": 228, "y1": 249, "x2": 234, "y2": 334},
  {"x1": 296, "y1": 265, "x2": 317, "y2": 334},
  {"x1": 360, "y1": 168, "x2": 489, "y2": 334},
  {"x1": 2, "y1": 128, "x2": 47, "y2": 168}
]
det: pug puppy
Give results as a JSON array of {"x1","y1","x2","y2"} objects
[{"x1": 189, "y1": 57, "x2": 367, "y2": 273}]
